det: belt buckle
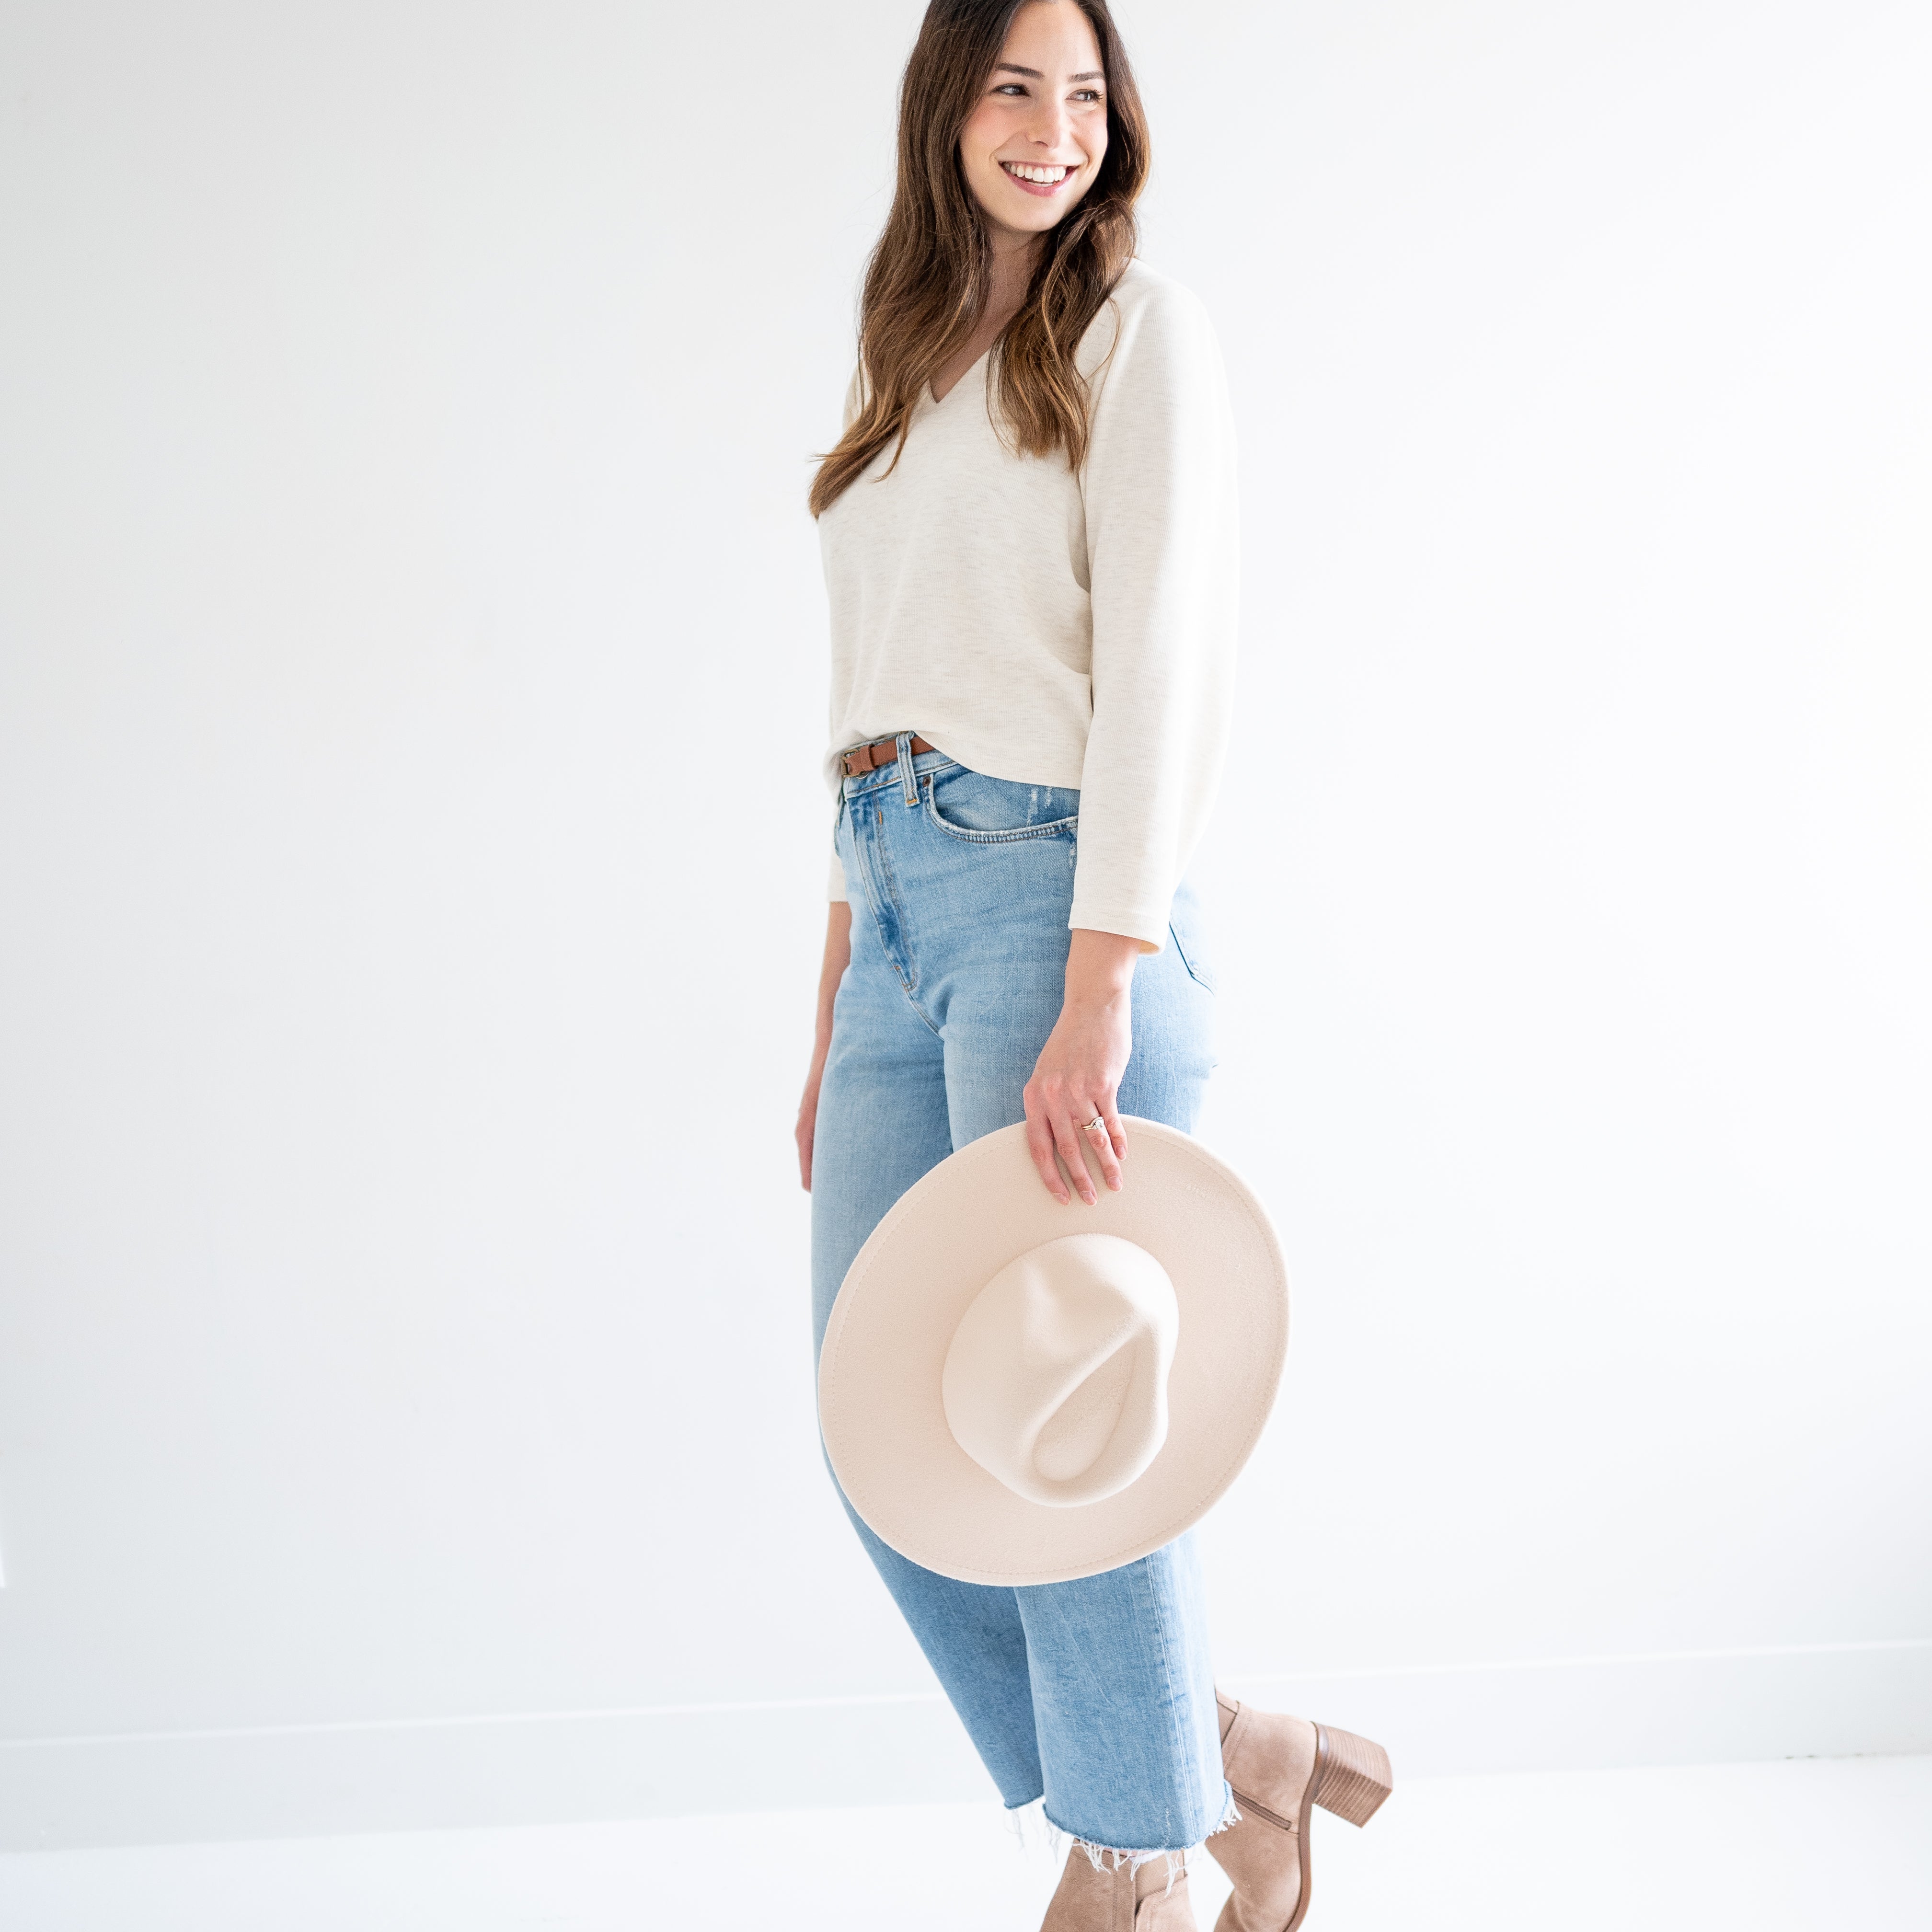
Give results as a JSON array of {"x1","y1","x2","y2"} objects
[{"x1": 845, "y1": 737, "x2": 887, "y2": 779}]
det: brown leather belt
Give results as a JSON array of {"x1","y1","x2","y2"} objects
[{"x1": 841, "y1": 733, "x2": 938, "y2": 778}]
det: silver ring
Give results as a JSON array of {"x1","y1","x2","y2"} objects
[{"x1": 1082, "y1": 1114, "x2": 1105, "y2": 1133}]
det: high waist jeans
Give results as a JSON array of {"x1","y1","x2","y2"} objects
[{"x1": 811, "y1": 739, "x2": 1229, "y2": 1853}]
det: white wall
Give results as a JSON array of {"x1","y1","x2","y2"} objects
[{"x1": 1, "y1": 0, "x2": 1928, "y2": 1849}]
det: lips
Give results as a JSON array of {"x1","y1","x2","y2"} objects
[{"x1": 1000, "y1": 160, "x2": 1079, "y2": 197}]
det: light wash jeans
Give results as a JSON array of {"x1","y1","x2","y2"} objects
[{"x1": 811, "y1": 737, "x2": 1229, "y2": 1854}]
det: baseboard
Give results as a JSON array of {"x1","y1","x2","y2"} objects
[
  {"x1": 1223, "y1": 1636, "x2": 1932, "y2": 1780},
  {"x1": 2, "y1": 1639, "x2": 1926, "y2": 1852}
]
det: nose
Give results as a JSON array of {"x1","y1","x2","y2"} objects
[{"x1": 1026, "y1": 95, "x2": 1077, "y2": 154}]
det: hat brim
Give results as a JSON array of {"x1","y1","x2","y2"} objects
[{"x1": 818, "y1": 1118, "x2": 1288, "y2": 1587}]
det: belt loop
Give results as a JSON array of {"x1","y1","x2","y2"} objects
[{"x1": 896, "y1": 730, "x2": 918, "y2": 807}]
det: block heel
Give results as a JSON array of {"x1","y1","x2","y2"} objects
[{"x1": 1310, "y1": 1723, "x2": 1393, "y2": 1828}]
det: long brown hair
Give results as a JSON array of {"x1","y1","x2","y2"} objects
[{"x1": 808, "y1": 0, "x2": 1149, "y2": 517}]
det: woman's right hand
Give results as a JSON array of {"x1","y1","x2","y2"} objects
[{"x1": 797, "y1": 902, "x2": 853, "y2": 1190}]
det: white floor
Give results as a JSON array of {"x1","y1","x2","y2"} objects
[{"x1": 1, "y1": 1756, "x2": 1926, "y2": 1931}]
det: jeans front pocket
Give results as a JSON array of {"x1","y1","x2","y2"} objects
[
  {"x1": 1167, "y1": 880, "x2": 1216, "y2": 992},
  {"x1": 922, "y1": 765, "x2": 1079, "y2": 844}
]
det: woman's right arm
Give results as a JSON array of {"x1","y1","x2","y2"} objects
[{"x1": 796, "y1": 900, "x2": 853, "y2": 1190}]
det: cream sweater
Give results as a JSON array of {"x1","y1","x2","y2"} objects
[{"x1": 818, "y1": 262, "x2": 1238, "y2": 953}]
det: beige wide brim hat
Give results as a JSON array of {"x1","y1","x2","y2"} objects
[{"x1": 818, "y1": 1118, "x2": 1288, "y2": 1587}]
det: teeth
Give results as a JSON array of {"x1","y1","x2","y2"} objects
[{"x1": 1004, "y1": 162, "x2": 1070, "y2": 184}]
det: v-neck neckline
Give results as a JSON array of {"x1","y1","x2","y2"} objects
[{"x1": 928, "y1": 347, "x2": 991, "y2": 408}]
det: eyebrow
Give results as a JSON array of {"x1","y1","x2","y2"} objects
[{"x1": 995, "y1": 63, "x2": 1105, "y2": 82}]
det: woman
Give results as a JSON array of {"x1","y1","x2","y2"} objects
[{"x1": 798, "y1": 5, "x2": 1383, "y2": 1926}]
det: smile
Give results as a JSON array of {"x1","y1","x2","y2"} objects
[{"x1": 1000, "y1": 161, "x2": 1078, "y2": 195}]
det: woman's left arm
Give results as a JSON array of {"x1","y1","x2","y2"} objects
[
  {"x1": 1023, "y1": 279, "x2": 1240, "y2": 1203},
  {"x1": 1023, "y1": 928, "x2": 1141, "y2": 1204}
]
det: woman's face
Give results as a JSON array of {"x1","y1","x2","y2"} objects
[{"x1": 957, "y1": 1, "x2": 1110, "y2": 248}]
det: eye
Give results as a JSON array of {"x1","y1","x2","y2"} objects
[
  {"x1": 1072, "y1": 89, "x2": 1104, "y2": 103},
  {"x1": 992, "y1": 82, "x2": 1028, "y2": 97}
]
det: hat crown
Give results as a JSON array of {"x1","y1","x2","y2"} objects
[{"x1": 941, "y1": 1232, "x2": 1179, "y2": 1508}]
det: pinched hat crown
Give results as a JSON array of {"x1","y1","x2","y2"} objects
[{"x1": 942, "y1": 1233, "x2": 1179, "y2": 1507}]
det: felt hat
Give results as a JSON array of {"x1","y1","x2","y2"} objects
[{"x1": 818, "y1": 1118, "x2": 1288, "y2": 1587}]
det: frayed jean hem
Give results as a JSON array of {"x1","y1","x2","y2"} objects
[{"x1": 1010, "y1": 1782, "x2": 1241, "y2": 1884}]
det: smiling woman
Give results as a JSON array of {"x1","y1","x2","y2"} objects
[
  {"x1": 807, "y1": 0, "x2": 1147, "y2": 511},
  {"x1": 795, "y1": 4, "x2": 1391, "y2": 1927},
  {"x1": 957, "y1": 40, "x2": 1109, "y2": 212}
]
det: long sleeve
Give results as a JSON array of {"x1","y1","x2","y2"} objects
[
  {"x1": 1070, "y1": 282, "x2": 1240, "y2": 951},
  {"x1": 818, "y1": 264, "x2": 1237, "y2": 944}
]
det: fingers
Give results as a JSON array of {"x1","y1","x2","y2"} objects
[
  {"x1": 1026, "y1": 1086, "x2": 1127, "y2": 1205},
  {"x1": 1081, "y1": 1107, "x2": 1126, "y2": 1196},
  {"x1": 1024, "y1": 1095, "x2": 1072, "y2": 1205},
  {"x1": 1051, "y1": 1109, "x2": 1097, "y2": 1205}
]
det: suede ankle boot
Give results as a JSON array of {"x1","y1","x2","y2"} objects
[
  {"x1": 1204, "y1": 1693, "x2": 1392, "y2": 1932},
  {"x1": 1039, "y1": 1843, "x2": 1198, "y2": 1931}
]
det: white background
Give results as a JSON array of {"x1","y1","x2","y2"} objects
[{"x1": 1, "y1": 0, "x2": 1928, "y2": 1841}]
